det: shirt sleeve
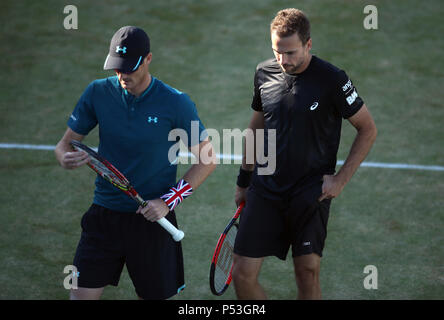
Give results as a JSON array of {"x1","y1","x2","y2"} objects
[
  {"x1": 67, "y1": 81, "x2": 98, "y2": 135},
  {"x1": 331, "y1": 70, "x2": 364, "y2": 119},
  {"x1": 251, "y1": 68, "x2": 263, "y2": 111},
  {"x1": 175, "y1": 93, "x2": 207, "y2": 147}
]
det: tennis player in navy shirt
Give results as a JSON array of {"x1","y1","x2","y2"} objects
[{"x1": 55, "y1": 26, "x2": 216, "y2": 300}]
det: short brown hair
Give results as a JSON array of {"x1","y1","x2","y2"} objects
[{"x1": 270, "y1": 8, "x2": 311, "y2": 44}]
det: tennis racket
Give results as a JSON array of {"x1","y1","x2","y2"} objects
[
  {"x1": 70, "y1": 140, "x2": 184, "y2": 242},
  {"x1": 209, "y1": 201, "x2": 245, "y2": 295}
]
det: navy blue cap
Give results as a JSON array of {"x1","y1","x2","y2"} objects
[{"x1": 103, "y1": 26, "x2": 150, "y2": 73}]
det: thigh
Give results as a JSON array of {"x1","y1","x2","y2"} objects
[
  {"x1": 70, "y1": 287, "x2": 104, "y2": 300},
  {"x1": 291, "y1": 198, "x2": 331, "y2": 258},
  {"x1": 293, "y1": 253, "x2": 321, "y2": 274},
  {"x1": 124, "y1": 211, "x2": 185, "y2": 300},
  {"x1": 73, "y1": 204, "x2": 126, "y2": 289},
  {"x1": 232, "y1": 254, "x2": 264, "y2": 280},
  {"x1": 233, "y1": 189, "x2": 289, "y2": 260}
]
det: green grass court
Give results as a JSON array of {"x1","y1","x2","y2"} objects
[{"x1": 0, "y1": 0, "x2": 443, "y2": 299}]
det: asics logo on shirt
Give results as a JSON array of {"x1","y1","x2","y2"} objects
[
  {"x1": 147, "y1": 116, "x2": 158, "y2": 123},
  {"x1": 115, "y1": 46, "x2": 127, "y2": 54},
  {"x1": 310, "y1": 102, "x2": 319, "y2": 110}
]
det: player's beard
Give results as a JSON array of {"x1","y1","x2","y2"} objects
[
  {"x1": 282, "y1": 49, "x2": 313, "y2": 75},
  {"x1": 282, "y1": 64, "x2": 299, "y2": 75},
  {"x1": 282, "y1": 56, "x2": 306, "y2": 75}
]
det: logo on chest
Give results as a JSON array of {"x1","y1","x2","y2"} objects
[
  {"x1": 147, "y1": 116, "x2": 158, "y2": 124},
  {"x1": 309, "y1": 101, "x2": 319, "y2": 111}
]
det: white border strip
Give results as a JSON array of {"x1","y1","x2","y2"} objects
[
  {"x1": 0, "y1": 143, "x2": 57, "y2": 151},
  {"x1": 1, "y1": 143, "x2": 443, "y2": 172}
]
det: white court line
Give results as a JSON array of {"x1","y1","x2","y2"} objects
[{"x1": 1, "y1": 142, "x2": 443, "y2": 172}]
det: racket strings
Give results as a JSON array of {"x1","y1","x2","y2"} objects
[
  {"x1": 88, "y1": 158, "x2": 129, "y2": 191},
  {"x1": 214, "y1": 226, "x2": 237, "y2": 292}
]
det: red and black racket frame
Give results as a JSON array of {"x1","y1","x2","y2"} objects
[{"x1": 209, "y1": 201, "x2": 245, "y2": 296}]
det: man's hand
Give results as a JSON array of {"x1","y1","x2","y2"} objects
[
  {"x1": 55, "y1": 127, "x2": 88, "y2": 169},
  {"x1": 235, "y1": 186, "x2": 248, "y2": 207},
  {"x1": 137, "y1": 198, "x2": 170, "y2": 222},
  {"x1": 318, "y1": 174, "x2": 346, "y2": 201},
  {"x1": 60, "y1": 150, "x2": 89, "y2": 169}
]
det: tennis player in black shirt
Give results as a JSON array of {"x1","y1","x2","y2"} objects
[{"x1": 232, "y1": 8, "x2": 377, "y2": 299}]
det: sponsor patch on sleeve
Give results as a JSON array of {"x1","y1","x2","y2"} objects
[{"x1": 342, "y1": 79, "x2": 359, "y2": 106}]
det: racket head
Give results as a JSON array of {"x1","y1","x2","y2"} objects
[
  {"x1": 209, "y1": 222, "x2": 239, "y2": 295},
  {"x1": 70, "y1": 140, "x2": 131, "y2": 193},
  {"x1": 209, "y1": 202, "x2": 245, "y2": 296}
]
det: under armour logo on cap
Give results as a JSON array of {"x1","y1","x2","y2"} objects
[{"x1": 115, "y1": 46, "x2": 127, "y2": 54}]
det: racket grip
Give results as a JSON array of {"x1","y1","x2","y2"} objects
[
  {"x1": 157, "y1": 217, "x2": 185, "y2": 242},
  {"x1": 136, "y1": 197, "x2": 184, "y2": 241}
]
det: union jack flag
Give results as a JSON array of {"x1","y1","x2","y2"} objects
[{"x1": 161, "y1": 179, "x2": 193, "y2": 211}]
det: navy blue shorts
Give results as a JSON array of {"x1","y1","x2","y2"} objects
[
  {"x1": 73, "y1": 204, "x2": 185, "y2": 299},
  {"x1": 234, "y1": 182, "x2": 331, "y2": 260}
]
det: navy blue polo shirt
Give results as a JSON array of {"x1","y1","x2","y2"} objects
[{"x1": 68, "y1": 76, "x2": 207, "y2": 212}]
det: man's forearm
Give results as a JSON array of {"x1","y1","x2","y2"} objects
[
  {"x1": 183, "y1": 161, "x2": 217, "y2": 190},
  {"x1": 182, "y1": 139, "x2": 217, "y2": 190},
  {"x1": 241, "y1": 111, "x2": 265, "y2": 172},
  {"x1": 336, "y1": 125, "x2": 377, "y2": 185},
  {"x1": 242, "y1": 136, "x2": 255, "y2": 172}
]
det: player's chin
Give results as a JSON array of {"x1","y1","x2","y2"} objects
[
  {"x1": 119, "y1": 78, "x2": 131, "y2": 87},
  {"x1": 282, "y1": 65, "x2": 296, "y2": 74},
  {"x1": 119, "y1": 79, "x2": 132, "y2": 88}
]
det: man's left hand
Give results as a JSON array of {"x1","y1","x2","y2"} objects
[
  {"x1": 318, "y1": 174, "x2": 346, "y2": 201},
  {"x1": 137, "y1": 198, "x2": 170, "y2": 221}
]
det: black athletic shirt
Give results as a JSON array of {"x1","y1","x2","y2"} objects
[{"x1": 250, "y1": 55, "x2": 364, "y2": 200}]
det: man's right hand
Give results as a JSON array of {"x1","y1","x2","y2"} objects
[
  {"x1": 60, "y1": 150, "x2": 89, "y2": 169},
  {"x1": 55, "y1": 127, "x2": 87, "y2": 169},
  {"x1": 235, "y1": 185, "x2": 248, "y2": 207}
]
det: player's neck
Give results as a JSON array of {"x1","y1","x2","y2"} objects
[
  {"x1": 128, "y1": 73, "x2": 152, "y2": 97},
  {"x1": 294, "y1": 53, "x2": 312, "y2": 75}
]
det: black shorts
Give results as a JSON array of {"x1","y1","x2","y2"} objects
[
  {"x1": 73, "y1": 204, "x2": 185, "y2": 300},
  {"x1": 234, "y1": 183, "x2": 331, "y2": 260}
]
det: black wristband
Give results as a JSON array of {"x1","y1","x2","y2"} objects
[{"x1": 236, "y1": 167, "x2": 253, "y2": 188}]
